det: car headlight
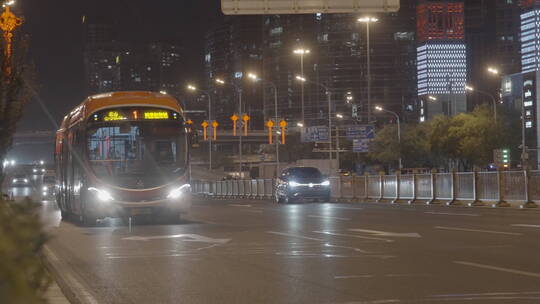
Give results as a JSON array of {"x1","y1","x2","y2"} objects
[
  {"x1": 289, "y1": 181, "x2": 300, "y2": 188},
  {"x1": 23, "y1": 179, "x2": 28, "y2": 183},
  {"x1": 43, "y1": 186, "x2": 48, "y2": 191},
  {"x1": 88, "y1": 187, "x2": 114, "y2": 201},
  {"x1": 321, "y1": 180, "x2": 330, "y2": 186},
  {"x1": 167, "y1": 184, "x2": 191, "y2": 199}
]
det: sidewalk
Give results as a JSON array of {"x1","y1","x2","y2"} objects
[{"x1": 45, "y1": 280, "x2": 71, "y2": 304}]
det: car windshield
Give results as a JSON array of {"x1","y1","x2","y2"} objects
[
  {"x1": 288, "y1": 167, "x2": 323, "y2": 179},
  {"x1": 14, "y1": 174, "x2": 26, "y2": 178},
  {"x1": 87, "y1": 121, "x2": 187, "y2": 188}
]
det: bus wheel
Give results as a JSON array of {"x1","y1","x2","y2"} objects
[{"x1": 81, "y1": 211, "x2": 97, "y2": 227}]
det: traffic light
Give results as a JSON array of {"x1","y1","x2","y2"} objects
[{"x1": 494, "y1": 149, "x2": 510, "y2": 168}]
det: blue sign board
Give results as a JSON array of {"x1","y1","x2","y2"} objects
[
  {"x1": 301, "y1": 126, "x2": 329, "y2": 142},
  {"x1": 348, "y1": 125, "x2": 374, "y2": 153}
]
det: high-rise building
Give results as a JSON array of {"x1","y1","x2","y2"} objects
[
  {"x1": 417, "y1": 0, "x2": 467, "y2": 121},
  {"x1": 83, "y1": 17, "x2": 182, "y2": 97},
  {"x1": 83, "y1": 16, "x2": 122, "y2": 95},
  {"x1": 204, "y1": 16, "x2": 263, "y2": 128}
]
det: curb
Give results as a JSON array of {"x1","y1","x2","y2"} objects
[{"x1": 43, "y1": 245, "x2": 99, "y2": 304}]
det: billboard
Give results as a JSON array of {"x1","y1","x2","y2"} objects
[
  {"x1": 222, "y1": 0, "x2": 400, "y2": 15},
  {"x1": 301, "y1": 126, "x2": 329, "y2": 142}
]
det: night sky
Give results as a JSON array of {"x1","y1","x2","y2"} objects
[{"x1": 17, "y1": 0, "x2": 223, "y2": 131}]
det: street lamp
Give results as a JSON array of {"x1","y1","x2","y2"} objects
[
  {"x1": 296, "y1": 122, "x2": 304, "y2": 128},
  {"x1": 358, "y1": 16, "x2": 378, "y2": 123},
  {"x1": 296, "y1": 75, "x2": 335, "y2": 174},
  {"x1": 336, "y1": 114, "x2": 344, "y2": 119},
  {"x1": 487, "y1": 67, "x2": 499, "y2": 75},
  {"x1": 465, "y1": 85, "x2": 497, "y2": 120},
  {"x1": 187, "y1": 84, "x2": 213, "y2": 171},
  {"x1": 375, "y1": 106, "x2": 402, "y2": 170},
  {"x1": 428, "y1": 96, "x2": 437, "y2": 101},
  {"x1": 247, "y1": 72, "x2": 281, "y2": 175},
  {"x1": 293, "y1": 48, "x2": 310, "y2": 125},
  {"x1": 215, "y1": 78, "x2": 244, "y2": 177}
]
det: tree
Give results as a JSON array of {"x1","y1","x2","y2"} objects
[
  {"x1": 0, "y1": 199, "x2": 51, "y2": 303},
  {"x1": 368, "y1": 124, "x2": 400, "y2": 167},
  {"x1": 0, "y1": 36, "x2": 33, "y2": 183}
]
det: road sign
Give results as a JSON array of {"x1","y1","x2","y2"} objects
[
  {"x1": 266, "y1": 120, "x2": 274, "y2": 144},
  {"x1": 352, "y1": 104, "x2": 358, "y2": 119},
  {"x1": 348, "y1": 125, "x2": 375, "y2": 153},
  {"x1": 346, "y1": 125, "x2": 375, "y2": 140},
  {"x1": 221, "y1": 0, "x2": 400, "y2": 15},
  {"x1": 301, "y1": 126, "x2": 329, "y2": 142},
  {"x1": 231, "y1": 114, "x2": 239, "y2": 136},
  {"x1": 279, "y1": 120, "x2": 287, "y2": 144}
]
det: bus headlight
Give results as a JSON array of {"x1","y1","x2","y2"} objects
[
  {"x1": 321, "y1": 180, "x2": 330, "y2": 186},
  {"x1": 88, "y1": 187, "x2": 114, "y2": 202},
  {"x1": 167, "y1": 184, "x2": 191, "y2": 199}
]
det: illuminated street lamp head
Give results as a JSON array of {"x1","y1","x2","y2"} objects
[
  {"x1": 247, "y1": 73, "x2": 258, "y2": 81},
  {"x1": 2, "y1": 0, "x2": 15, "y2": 7},
  {"x1": 159, "y1": 90, "x2": 167, "y2": 95},
  {"x1": 215, "y1": 78, "x2": 225, "y2": 85},
  {"x1": 465, "y1": 85, "x2": 474, "y2": 92},
  {"x1": 297, "y1": 122, "x2": 304, "y2": 127},
  {"x1": 428, "y1": 96, "x2": 437, "y2": 101},
  {"x1": 336, "y1": 114, "x2": 344, "y2": 119},
  {"x1": 187, "y1": 84, "x2": 197, "y2": 91},
  {"x1": 487, "y1": 67, "x2": 499, "y2": 75},
  {"x1": 358, "y1": 16, "x2": 379, "y2": 23},
  {"x1": 375, "y1": 106, "x2": 383, "y2": 111},
  {"x1": 293, "y1": 48, "x2": 310, "y2": 55},
  {"x1": 295, "y1": 75, "x2": 307, "y2": 82}
]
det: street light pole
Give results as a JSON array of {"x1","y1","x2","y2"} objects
[
  {"x1": 294, "y1": 49, "x2": 310, "y2": 125},
  {"x1": 358, "y1": 17, "x2": 378, "y2": 123},
  {"x1": 187, "y1": 85, "x2": 212, "y2": 171},
  {"x1": 375, "y1": 106, "x2": 402, "y2": 170},
  {"x1": 296, "y1": 76, "x2": 334, "y2": 175},
  {"x1": 465, "y1": 85, "x2": 497, "y2": 120},
  {"x1": 248, "y1": 73, "x2": 280, "y2": 175},
  {"x1": 216, "y1": 79, "x2": 243, "y2": 177}
]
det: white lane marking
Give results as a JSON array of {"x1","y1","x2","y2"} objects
[
  {"x1": 435, "y1": 226, "x2": 522, "y2": 236},
  {"x1": 454, "y1": 261, "x2": 540, "y2": 278},
  {"x1": 335, "y1": 274, "x2": 428, "y2": 280},
  {"x1": 309, "y1": 215, "x2": 351, "y2": 221},
  {"x1": 349, "y1": 229, "x2": 421, "y2": 238},
  {"x1": 512, "y1": 224, "x2": 540, "y2": 228},
  {"x1": 313, "y1": 231, "x2": 394, "y2": 243},
  {"x1": 229, "y1": 204, "x2": 252, "y2": 207},
  {"x1": 331, "y1": 206, "x2": 364, "y2": 211},
  {"x1": 44, "y1": 246, "x2": 100, "y2": 304},
  {"x1": 267, "y1": 231, "x2": 323, "y2": 241},
  {"x1": 425, "y1": 211, "x2": 480, "y2": 217},
  {"x1": 324, "y1": 243, "x2": 371, "y2": 254},
  {"x1": 430, "y1": 291, "x2": 540, "y2": 298},
  {"x1": 122, "y1": 234, "x2": 231, "y2": 244}
]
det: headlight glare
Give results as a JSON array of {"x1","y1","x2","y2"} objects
[
  {"x1": 321, "y1": 180, "x2": 330, "y2": 186},
  {"x1": 88, "y1": 187, "x2": 113, "y2": 202},
  {"x1": 289, "y1": 181, "x2": 300, "y2": 187},
  {"x1": 167, "y1": 184, "x2": 191, "y2": 199}
]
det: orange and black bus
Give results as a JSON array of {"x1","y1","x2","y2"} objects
[{"x1": 55, "y1": 91, "x2": 192, "y2": 225}]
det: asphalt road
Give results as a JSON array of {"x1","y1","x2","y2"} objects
[{"x1": 8, "y1": 181, "x2": 540, "y2": 303}]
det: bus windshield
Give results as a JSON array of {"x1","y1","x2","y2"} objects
[{"x1": 87, "y1": 121, "x2": 187, "y2": 189}]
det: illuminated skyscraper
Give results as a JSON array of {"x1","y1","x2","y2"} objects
[{"x1": 417, "y1": 0, "x2": 467, "y2": 121}]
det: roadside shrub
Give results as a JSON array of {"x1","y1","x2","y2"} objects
[{"x1": 0, "y1": 199, "x2": 50, "y2": 304}]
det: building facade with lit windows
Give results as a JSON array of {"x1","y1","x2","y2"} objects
[
  {"x1": 417, "y1": 0, "x2": 467, "y2": 122},
  {"x1": 83, "y1": 17, "x2": 182, "y2": 97}
]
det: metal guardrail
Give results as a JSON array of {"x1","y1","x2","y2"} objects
[{"x1": 191, "y1": 170, "x2": 540, "y2": 207}]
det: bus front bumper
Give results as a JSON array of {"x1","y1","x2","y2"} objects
[{"x1": 91, "y1": 195, "x2": 192, "y2": 218}]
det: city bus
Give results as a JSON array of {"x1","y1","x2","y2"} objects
[{"x1": 55, "y1": 91, "x2": 192, "y2": 225}]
